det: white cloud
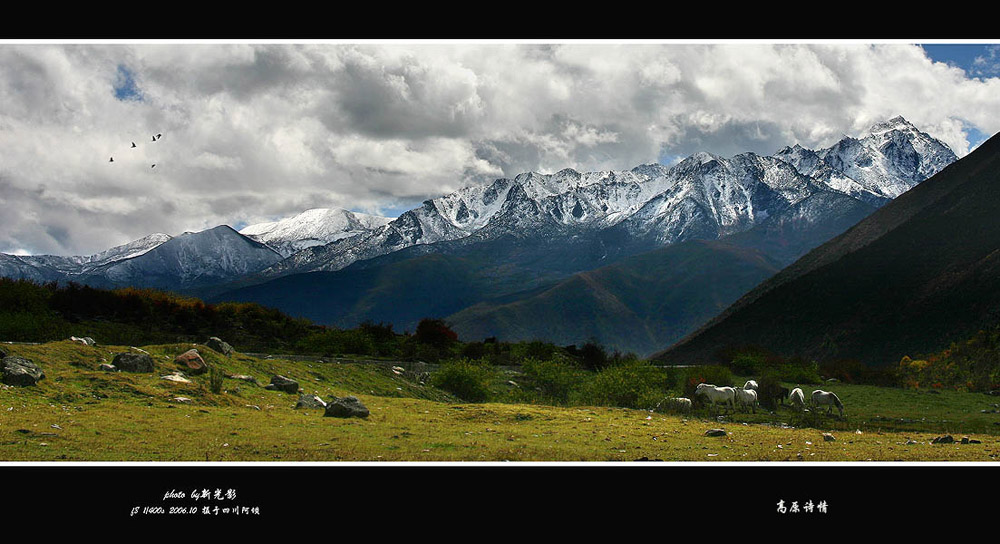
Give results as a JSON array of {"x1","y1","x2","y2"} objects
[{"x1": 2, "y1": 42, "x2": 1000, "y2": 256}]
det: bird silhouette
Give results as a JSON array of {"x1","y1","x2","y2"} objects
[
  {"x1": 109, "y1": 157, "x2": 114, "y2": 162},
  {"x1": 131, "y1": 142, "x2": 136, "y2": 148},
  {"x1": 155, "y1": 133, "x2": 162, "y2": 140},
  {"x1": 152, "y1": 136, "x2": 156, "y2": 142},
  {"x1": 151, "y1": 164, "x2": 156, "y2": 168}
]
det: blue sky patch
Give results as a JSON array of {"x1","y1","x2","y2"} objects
[
  {"x1": 920, "y1": 44, "x2": 1000, "y2": 78},
  {"x1": 113, "y1": 64, "x2": 144, "y2": 102}
]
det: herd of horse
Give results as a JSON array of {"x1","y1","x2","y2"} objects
[{"x1": 670, "y1": 380, "x2": 845, "y2": 418}]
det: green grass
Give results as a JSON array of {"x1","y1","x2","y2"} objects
[{"x1": 2, "y1": 341, "x2": 999, "y2": 461}]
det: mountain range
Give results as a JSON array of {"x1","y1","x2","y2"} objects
[{"x1": 0, "y1": 116, "x2": 959, "y2": 356}]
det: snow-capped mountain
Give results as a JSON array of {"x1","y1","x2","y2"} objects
[
  {"x1": 240, "y1": 208, "x2": 392, "y2": 258},
  {"x1": 255, "y1": 116, "x2": 957, "y2": 279},
  {"x1": 0, "y1": 227, "x2": 279, "y2": 291},
  {"x1": 0, "y1": 232, "x2": 172, "y2": 283},
  {"x1": 775, "y1": 116, "x2": 957, "y2": 205}
]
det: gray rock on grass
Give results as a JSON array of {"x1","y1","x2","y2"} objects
[
  {"x1": 112, "y1": 352, "x2": 155, "y2": 373},
  {"x1": 205, "y1": 337, "x2": 234, "y2": 356},
  {"x1": 266, "y1": 375, "x2": 299, "y2": 393},
  {"x1": 1, "y1": 356, "x2": 45, "y2": 386},
  {"x1": 324, "y1": 396, "x2": 369, "y2": 418}
]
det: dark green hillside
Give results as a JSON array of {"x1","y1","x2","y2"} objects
[
  {"x1": 212, "y1": 253, "x2": 508, "y2": 334},
  {"x1": 0, "y1": 278, "x2": 315, "y2": 351},
  {"x1": 448, "y1": 240, "x2": 783, "y2": 356},
  {"x1": 657, "y1": 130, "x2": 1000, "y2": 367}
]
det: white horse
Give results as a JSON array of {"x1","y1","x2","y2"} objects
[
  {"x1": 664, "y1": 397, "x2": 693, "y2": 413},
  {"x1": 735, "y1": 388, "x2": 758, "y2": 413},
  {"x1": 743, "y1": 380, "x2": 758, "y2": 391},
  {"x1": 811, "y1": 390, "x2": 844, "y2": 417},
  {"x1": 789, "y1": 387, "x2": 806, "y2": 411},
  {"x1": 695, "y1": 384, "x2": 736, "y2": 412}
]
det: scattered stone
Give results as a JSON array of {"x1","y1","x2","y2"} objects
[
  {"x1": 961, "y1": 436, "x2": 970, "y2": 444},
  {"x1": 1, "y1": 355, "x2": 45, "y2": 386},
  {"x1": 172, "y1": 397, "x2": 193, "y2": 404},
  {"x1": 822, "y1": 433, "x2": 836, "y2": 442},
  {"x1": 98, "y1": 363, "x2": 118, "y2": 372},
  {"x1": 634, "y1": 457, "x2": 664, "y2": 462},
  {"x1": 826, "y1": 378, "x2": 839, "y2": 383},
  {"x1": 267, "y1": 375, "x2": 299, "y2": 394},
  {"x1": 227, "y1": 374, "x2": 259, "y2": 385},
  {"x1": 112, "y1": 352, "x2": 155, "y2": 373},
  {"x1": 507, "y1": 380, "x2": 519, "y2": 387},
  {"x1": 70, "y1": 336, "x2": 96, "y2": 346},
  {"x1": 704, "y1": 429, "x2": 727, "y2": 437},
  {"x1": 174, "y1": 349, "x2": 208, "y2": 375},
  {"x1": 970, "y1": 438, "x2": 982, "y2": 444},
  {"x1": 324, "y1": 396, "x2": 370, "y2": 418},
  {"x1": 129, "y1": 346, "x2": 149, "y2": 354},
  {"x1": 905, "y1": 439, "x2": 918, "y2": 445},
  {"x1": 932, "y1": 435, "x2": 955, "y2": 444},
  {"x1": 295, "y1": 393, "x2": 328, "y2": 410},
  {"x1": 204, "y1": 337, "x2": 234, "y2": 356},
  {"x1": 246, "y1": 405, "x2": 261, "y2": 411},
  {"x1": 161, "y1": 373, "x2": 192, "y2": 384}
]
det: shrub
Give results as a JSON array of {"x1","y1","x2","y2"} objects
[
  {"x1": 585, "y1": 360, "x2": 669, "y2": 409},
  {"x1": 430, "y1": 359, "x2": 495, "y2": 402},
  {"x1": 415, "y1": 318, "x2": 458, "y2": 349},
  {"x1": 520, "y1": 357, "x2": 585, "y2": 404},
  {"x1": 209, "y1": 365, "x2": 224, "y2": 394},
  {"x1": 577, "y1": 341, "x2": 610, "y2": 371}
]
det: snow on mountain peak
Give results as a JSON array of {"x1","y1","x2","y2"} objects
[{"x1": 240, "y1": 207, "x2": 393, "y2": 258}]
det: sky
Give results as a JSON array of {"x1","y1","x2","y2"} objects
[{"x1": 3, "y1": 41, "x2": 1000, "y2": 256}]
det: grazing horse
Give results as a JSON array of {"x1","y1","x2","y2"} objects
[
  {"x1": 695, "y1": 384, "x2": 737, "y2": 412},
  {"x1": 811, "y1": 390, "x2": 844, "y2": 417},
  {"x1": 664, "y1": 397, "x2": 693, "y2": 414},
  {"x1": 743, "y1": 380, "x2": 758, "y2": 391},
  {"x1": 789, "y1": 387, "x2": 806, "y2": 411},
  {"x1": 735, "y1": 388, "x2": 758, "y2": 413}
]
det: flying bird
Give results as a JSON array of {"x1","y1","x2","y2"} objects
[
  {"x1": 152, "y1": 136, "x2": 156, "y2": 142},
  {"x1": 151, "y1": 164, "x2": 156, "y2": 168},
  {"x1": 109, "y1": 157, "x2": 114, "y2": 162},
  {"x1": 155, "y1": 133, "x2": 162, "y2": 140},
  {"x1": 131, "y1": 142, "x2": 136, "y2": 148}
]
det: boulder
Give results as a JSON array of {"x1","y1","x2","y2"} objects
[
  {"x1": 174, "y1": 349, "x2": 208, "y2": 375},
  {"x1": 324, "y1": 396, "x2": 370, "y2": 418},
  {"x1": 112, "y1": 352, "x2": 155, "y2": 373},
  {"x1": 932, "y1": 435, "x2": 955, "y2": 444},
  {"x1": 266, "y1": 375, "x2": 299, "y2": 394},
  {"x1": 295, "y1": 394, "x2": 328, "y2": 410},
  {"x1": 822, "y1": 433, "x2": 836, "y2": 442},
  {"x1": 1, "y1": 356, "x2": 45, "y2": 386},
  {"x1": 704, "y1": 429, "x2": 727, "y2": 437},
  {"x1": 204, "y1": 337, "x2": 234, "y2": 356}
]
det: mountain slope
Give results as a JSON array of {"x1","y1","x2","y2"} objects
[
  {"x1": 447, "y1": 239, "x2": 783, "y2": 356},
  {"x1": 655, "y1": 130, "x2": 1000, "y2": 366}
]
